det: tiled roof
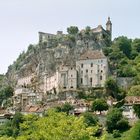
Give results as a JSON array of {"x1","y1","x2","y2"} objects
[
  {"x1": 125, "y1": 96, "x2": 140, "y2": 105},
  {"x1": 79, "y1": 50, "x2": 106, "y2": 60}
]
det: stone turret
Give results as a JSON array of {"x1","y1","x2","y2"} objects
[{"x1": 106, "y1": 17, "x2": 112, "y2": 40}]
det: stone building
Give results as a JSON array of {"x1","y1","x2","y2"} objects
[
  {"x1": 13, "y1": 75, "x2": 42, "y2": 110},
  {"x1": 76, "y1": 50, "x2": 108, "y2": 88},
  {"x1": 43, "y1": 72, "x2": 59, "y2": 94},
  {"x1": 39, "y1": 31, "x2": 64, "y2": 43},
  {"x1": 58, "y1": 65, "x2": 77, "y2": 90},
  {"x1": 39, "y1": 17, "x2": 112, "y2": 44},
  {"x1": 13, "y1": 17, "x2": 111, "y2": 108}
]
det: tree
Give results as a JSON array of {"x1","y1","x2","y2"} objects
[
  {"x1": 117, "y1": 64, "x2": 136, "y2": 77},
  {"x1": 0, "y1": 112, "x2": 24, "y2": 137},
  {"x1": 114, "y1": 36, "x2": 132, "y2": 58},
  {"x1": 0, "y1": 86, "x2": 13, "y2": 106},
  {"x1": 106, "y1": 108, "x2": 129, "y2": 133},
  {"x1": 91, "y1": 99, "x2": 108, "y2": 114},
  {"x1": 67, "y1": 26, "x2": 79, "y2": 35},
  {"x1": 82, "y1": 112, "x2": 98, "y2": 126},
  {"x1": 56, "y1": 103, "x2": 74, "y2": 115},
  {"x1": 17, "y1": 109, "x2": 99, "y2": 140},
  {"x1": 128, "y1": 85, "x2": 140, "y2": 96},
  {"x1": 128, "y1": 85, "x2": 140, "y2": 117},
  {"x1": 124, "y1": 120, "x2": 140, "y2": 140},
  {"x1": 132, "y1": 38, "x2": 140, "y2": 53},
  {"x1": 133, "y1": 104, "x2": 140, "y2": 118},
  {"x1": 105, "y1": 77, "x2": 125, "y2": 101},
  {"x1": 105, "y1": 77, "x2": 118, "y2": 98}
]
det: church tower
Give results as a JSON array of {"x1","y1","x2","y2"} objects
[{"x1": 106, "y1": 17, "x2": 112, "y2": 40}]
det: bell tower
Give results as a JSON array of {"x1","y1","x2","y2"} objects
[{"x1": 106, "y1": 17, "x2": 112, "y2": 40}]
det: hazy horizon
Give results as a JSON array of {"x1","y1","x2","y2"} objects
[{"x1": 0, "y1": 0, "x2": 140, "y2": 74}]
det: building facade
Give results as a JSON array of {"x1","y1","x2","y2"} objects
[
  {"x1": 76, "y1": 50, "x2": 108, "y2": 88},
  {"x1": 13, "y1": 75, "x2": 42, "y2": 110}
]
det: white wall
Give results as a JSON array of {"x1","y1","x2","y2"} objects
[{"x1": 76, "y1": 58, "x2": 108, "y2": 87}]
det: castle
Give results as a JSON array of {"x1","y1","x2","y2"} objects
[
  {"x1": 38, "y1": 17, "x2": 112, "y2": 44},
  {"x1": 13, "y1": 18, "x2": 112, "y2": 110}
]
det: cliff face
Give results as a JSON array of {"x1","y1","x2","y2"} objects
[{"x1": 6, "y1": 29, "x2": 111, "y2": 88}]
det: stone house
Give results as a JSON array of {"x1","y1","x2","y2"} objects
[
  {"x1": 76, "y1": 50, "x2": 108, "y2": 88},
  {"x1": 13, "y1": 75, "x2": 42, "y2": 110},
  {"x1": 58, "y1": 65, "x2": 77, "y2": 90}
]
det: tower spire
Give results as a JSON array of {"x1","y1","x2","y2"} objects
[{"x1": 106, "y1": 17, "x2": 112, "y2": 40}]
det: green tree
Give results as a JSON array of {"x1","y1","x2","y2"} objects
[
  {"x1": 133, "y1": 105, "x2": 140, "y2": 118},
  {"x1": 0, "y1": 112, "x2": 24, "y2": 137},
  {"x1": 106, "y1": 108, "x2": 129, "y2": 133},
  {"x1": 82, "y1": 112, "x2": 98, "y2": 126},
  {"x1": 114, "y1": 36, "x2": 132, "y2": 58},
  {"x1": 128, "y1": 85, "x2": 140, "y2": 96},
  {"x1": 91, "y1": 99, "x2": 108, "y2": 114},
  {"x1": 67, "y1": 26, "x2": 79, "y2": 35},
  {"x1": 124, "y1": 120, "x2": 140, "y2": 140},
  {"x1": 132, "y1": 38, "x2": 140, "y2": 53},
  {"x1": 56, "y1": 103, "x2": 74, "y2": 115},
  {"x1": 105, "y1": 77, "x2": 118, "y2": 99},
  {"x1": 105, "y1": 77, "x2": 125, "y2": 101},
  {"x1": 0, "y1": 86, "x2": 13, "y2": 106},
  {"x1": 18, "y1": 109, "x2": 99, "y2": 140}
]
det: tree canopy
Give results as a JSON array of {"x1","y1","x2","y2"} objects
[
  {"x1": 91, "y1": 99, "x2": 108, "y2": 114},
  {"x1": 106, "y1": 108, "x2": 129, "y2": 133}
]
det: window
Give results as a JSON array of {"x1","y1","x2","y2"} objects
[
  {"x1": 71, "y1": 67, "x2": 73, "y2": 70},
  {"x1": 101, "y1": 59, "x2": 103, "y2": 63},
  {"x1": 86, "y1": 69, "x2": 88, "y2": 73},
  {"x1": 90, "y1": 78, "x2": 92, "y2": 86},
  {"x1": 101, "y1": 70, "x2": 103, "y2": 73},
  {"x1": 81, "y1": 78, "x2": 83, "y2": 84},
  {"x1": 81, "y1": 70, "x2": 83, "y2": 74},
  {"x1": 91, "y1": 63, "x2": 93, "y2": 67},
  {"x1": 71, "y1": 75, "x2": 73, "y2": 77},
  {"x1": 81, "y1": 64, "x2": 83, "y2": 68},
  {"x1": 91, "y1": 70, "x2": 92, "y2": 73},
  {"x1": 100, "y1": 76, "x2": 102, "y2": 80}
]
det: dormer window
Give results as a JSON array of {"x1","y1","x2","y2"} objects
[
  {"x1": 91, "y1": 63, "x2": 93, "y2": 67},
  {"x1": 81, "y1": 64, "x2": 83, "y2": 68}
]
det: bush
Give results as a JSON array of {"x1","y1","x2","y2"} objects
[
  {"x1": 117, "y1": 118, "x2": 129, "y2": 131},
  {"x1": 91, "y1": 99, "x2": 108, "y2": 114},
  {"x1": 106, "y1": 108, "x2": 129, "y2": 133},
  {"x1": 113, "y1": 130, "x2": 121, "y2": 138},
  {"x1": 83, "y1": 112, "x2": 98, "y2": 126}
]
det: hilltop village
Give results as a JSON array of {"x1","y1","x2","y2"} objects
[
  {"x1": 1, "y1": 16, "x2": 140, "y2": 139},
  {"x1": 9, "y1": 17, "x2": 111, "y2": 113},
  {"x1": 1, "y1": 18, "x2": 135, "y2": 114}
]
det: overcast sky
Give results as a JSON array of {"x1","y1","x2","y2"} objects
[{"x1": 0, "y1": 0, "x2": 140, "y2": 74}]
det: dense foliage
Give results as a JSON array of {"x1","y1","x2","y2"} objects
[
  {"x1": 0, "y1": 110, "x2": 104, "y2": 140},
  {"x1": 124, "y1": 120, "x2": 140, "y2": 140},
  {"x1": 0, "y1": 86, "x2": 13, "y2": 107},
  {"x1": 103, "y1": 36, "x2": 140, "y2": 79},
  {"x1": 91, "y1": 99, "x2": 108, "y2": 114},
  {"x1": 2, "y1": 27, "x2": 140, "y2": 140},
  {"x1": 105, "y1": 77, "x2": 125, "y2": 101},
  {"x1": 106, "y1": 108, "x2": 129, "y2": 133}
]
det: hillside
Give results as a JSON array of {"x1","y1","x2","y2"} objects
[{"x1": 6, "y1": 25, "x2": 111, "y2": 88}]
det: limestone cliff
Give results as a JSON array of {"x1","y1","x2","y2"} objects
[{"x1": 6, "y1": 24, "x2": 112, "y2": 89}]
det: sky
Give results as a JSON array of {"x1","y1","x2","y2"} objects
[{"x1": 0, "y1": 0, "x2": 140, "y2": 74}]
